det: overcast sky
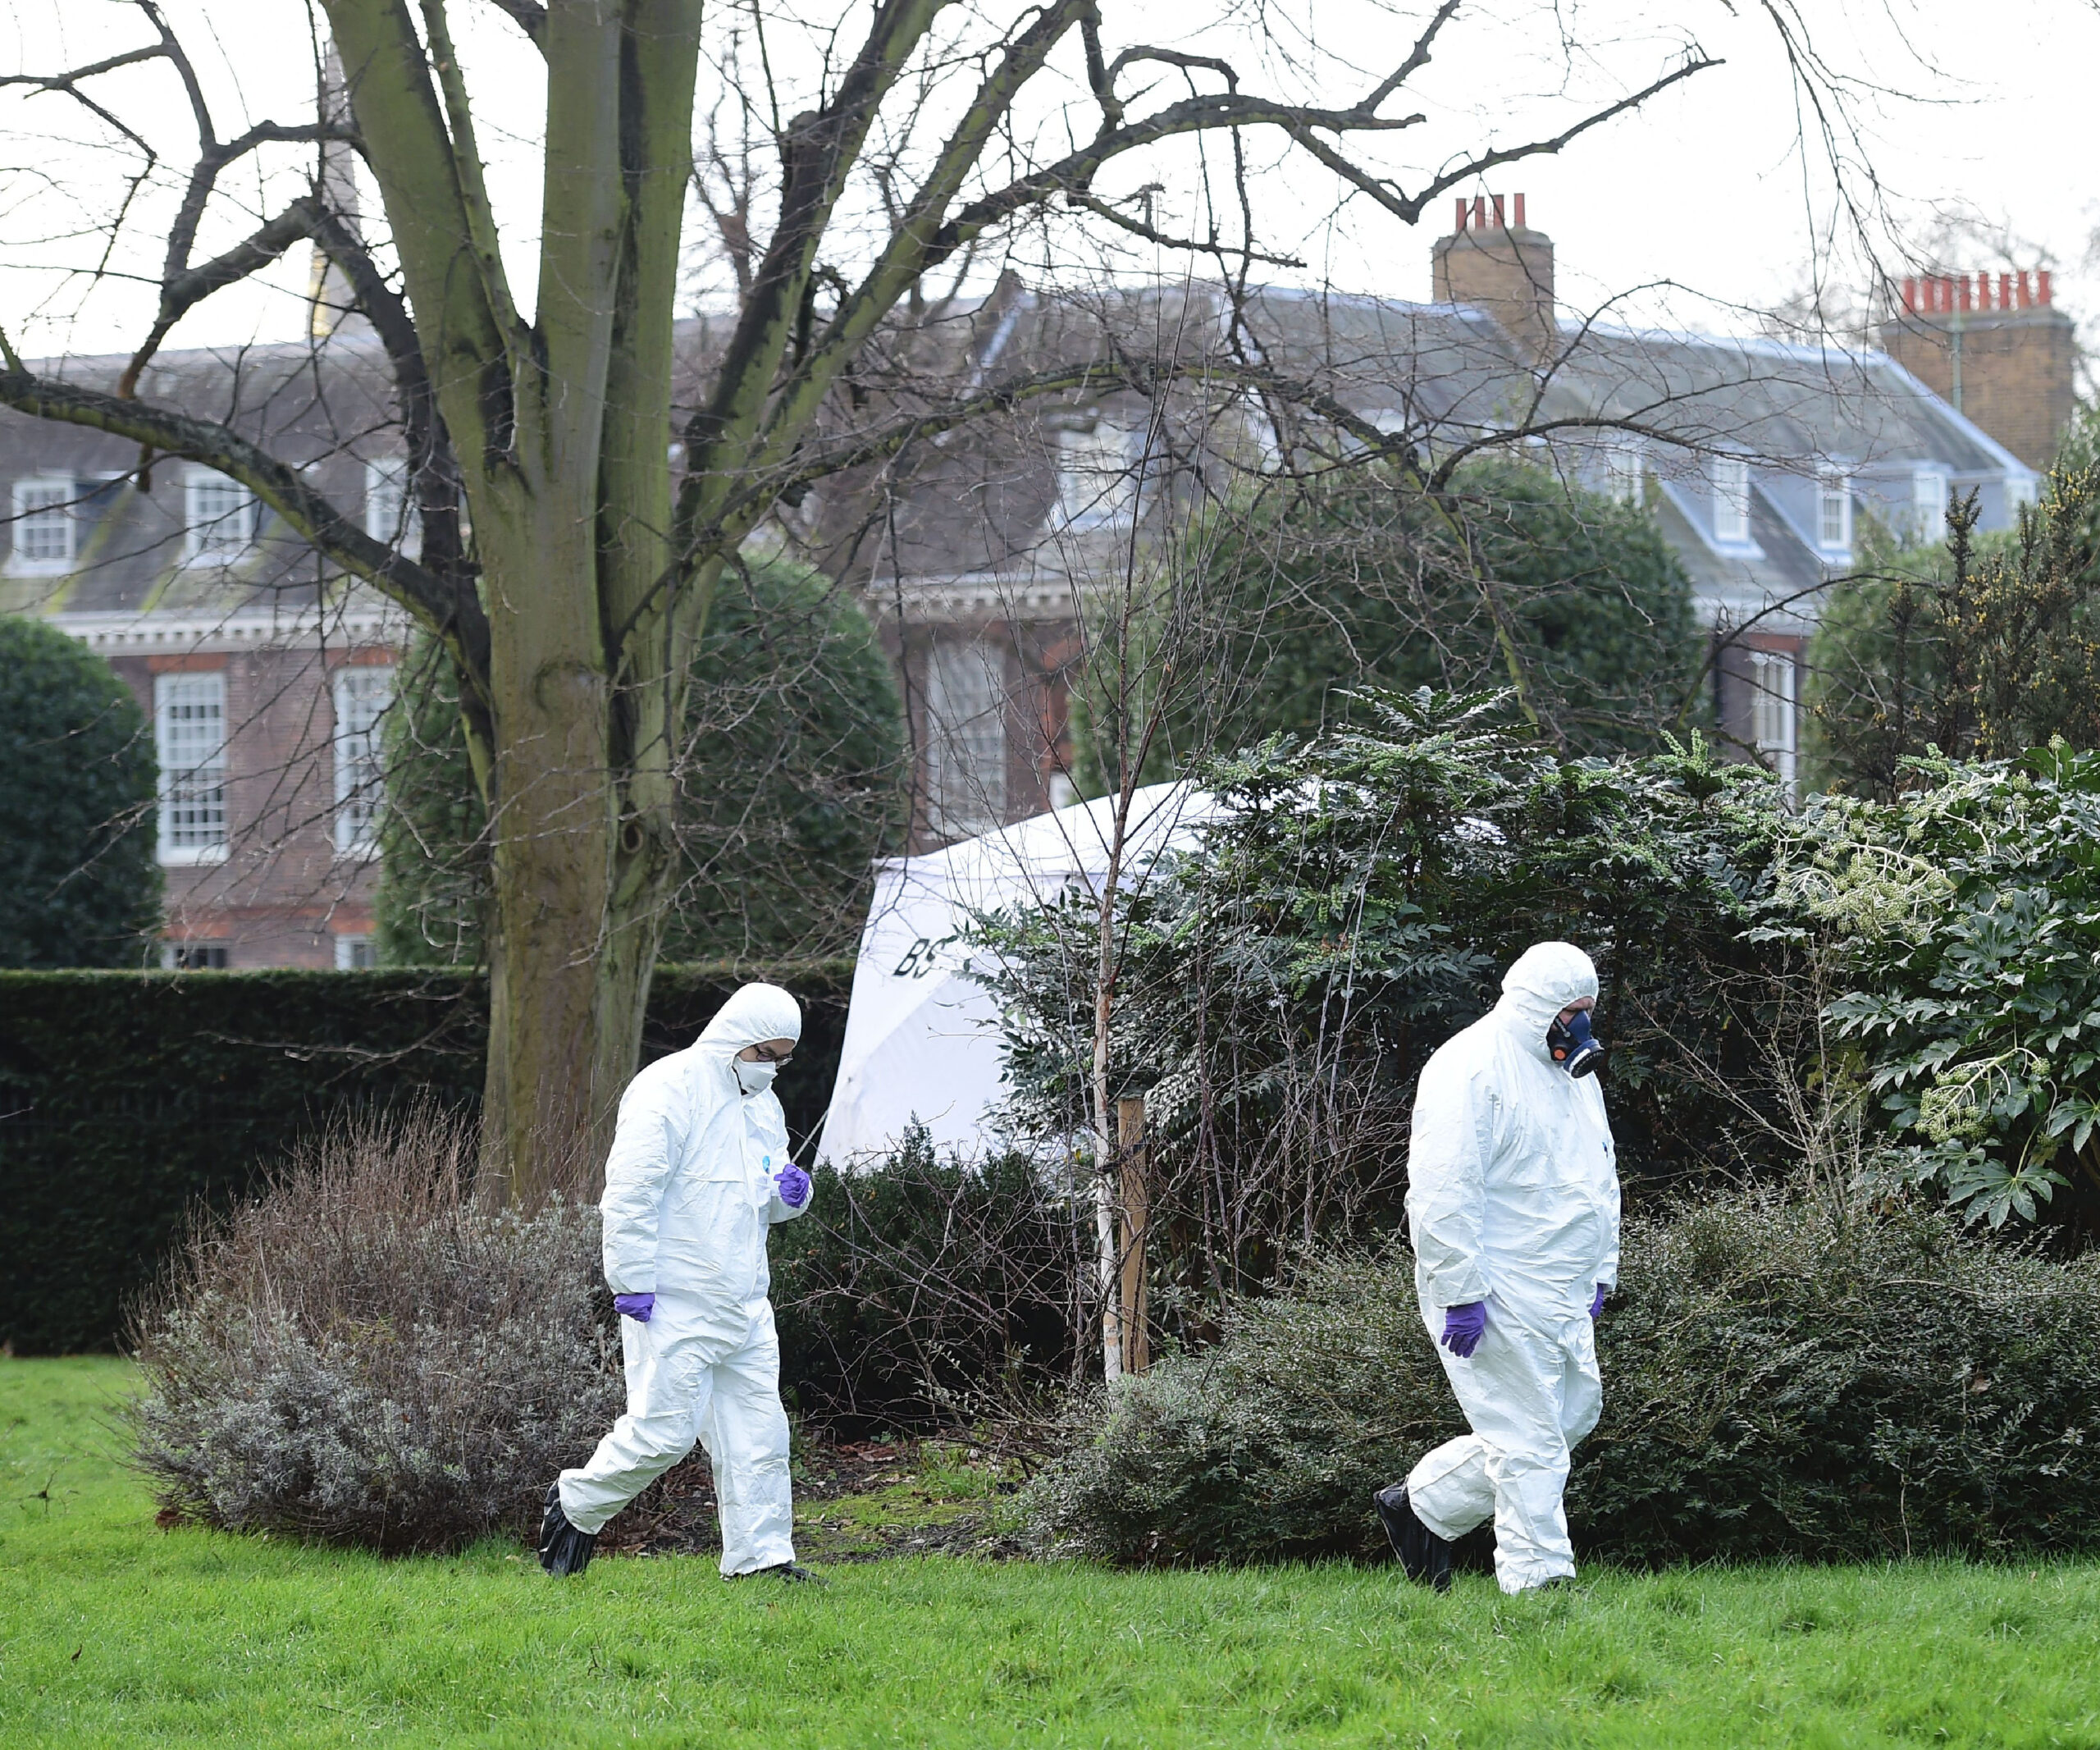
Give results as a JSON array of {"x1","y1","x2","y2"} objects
[{"x1": 2, "y1": 0, "x2": 2093, "y2": 364}]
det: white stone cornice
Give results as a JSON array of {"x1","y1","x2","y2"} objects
[
  {"x1": 49, "y1": 603, "x2": 411, "y2": 654},
  {"x1": 864, "y1": 570, "x2": 1093, "y2": 619}
]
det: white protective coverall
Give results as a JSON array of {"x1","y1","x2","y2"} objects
[
  {"x1": 557, "y1": 983, "x2": 810, "y2": 1574},
  {"x1": 1403, "y1": 942, "x2": 1620, "y2": 1593}
]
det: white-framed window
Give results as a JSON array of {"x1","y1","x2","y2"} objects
[
  {"x1": 1749, "y1": 649, "x2": 1798, "y2": 797},
  {"x1": 924, "y1": 637, "x2": 1007, "y2": 840},
  {"x1": 363, "y1": 458, "x2": 422, "y2": 559},
  {"x1": 155, "y1": 670, "x2": 229, "y2": 863},
  {"x1": 1816, "y1": 472, "x2": 1852, "y2": 555},
  {"x1": 183, "y1": 467, "x2": 259, "y2": 563},
  {"x1": 334, "y1": 934, "x2": 377, "y2": 971},
  {"x1": 332, "y1": 664, "x2": 395, "y2": 855},
  {"x1": 1710, "y1": 455, "x2": 1752, "y2": 546},
  {"x1": 2007, "y1": 474, "x2": 2038, "y2": 513},
  {"x1": 1910, "y1": 469, "x2": 1948, "y2": 541},
  {"x1": 10, "y1": 477, "x2": 76, "y2": 571},
  {"x1": 160, "y1": 942, "x2": 230, "y2": 970},
  {"x1": 1602, "y1": 440, "x2": 1645, "y2": 505},
  {"x1": 1053, "y1": 423, "x2": 1139, "y2": 532}
]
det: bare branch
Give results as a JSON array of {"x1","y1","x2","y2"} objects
[
  {"x1": 486, "y1": 0, "x2": 547, "y2": 48},
  {"x1": 1358, "y1": 0, "x2": 1463, "y2": 113},
  {"x1": 117, "y1": 201, "x2": 318, "y2": 398},
  {"x1": 417, "y1": 0, "x2": 524, "y2": 343},
  {"x1": 1287, "y1": 53, "x2": 1719, "y2": 226},
  {"x1": 0, "y1": 347, "x2": 489, "y2": 689},
  {"x1": 1060, "y1": 187, "x2": 1304, "y2": 268}
]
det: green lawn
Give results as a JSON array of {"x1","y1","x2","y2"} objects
[{"x1": 6, "y1": 1358, "x2": 2100, "y2": 1748}]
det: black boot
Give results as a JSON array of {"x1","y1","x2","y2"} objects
[
  {"x1": 1374, "y1": 1483, "x2": 1452, "y2": 1593},
  {"x1": 539, "y1": 1481, "x2": 596, "y2": 1578},
  {"x1": 733, "y1": 1560, "x2": 827, "y2": 1586}
]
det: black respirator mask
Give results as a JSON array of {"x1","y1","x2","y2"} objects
[{"x1": 1546, "y1": 1007, "x2": 1605, "y2": 1078}]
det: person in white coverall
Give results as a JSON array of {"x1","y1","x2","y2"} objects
[
  {"x1": 1375, "y1": 942, "x2": 1619, "y2": 1596},
  {"x1": 538, "y1": 982, "x2": 818, "y2": 1582}
]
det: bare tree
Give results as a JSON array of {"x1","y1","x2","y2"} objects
[{"x1": 0, "y1": 0, "x2": 1735, "y2": 1192}]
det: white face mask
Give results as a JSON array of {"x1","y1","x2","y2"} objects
[{"x1": 733, "y1": 1057, "x2": 778, "y2": 1096}]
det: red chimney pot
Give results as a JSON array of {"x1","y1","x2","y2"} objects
[
  {"x1": 1999, "y1": 272, "x2": 2013, "y2": 311},
  {"x1": 2038, "y1": 270, "x2": 2052, "y2": 306},
  {"x1": 1513, "y1": 193, "x2": 1527, "y2": 228},
  {"x1": 1491, "y1": 194, "x2": 1506, "y2": 229},
  {"x1": 1454, "y1": 198, "x2": 1468, "y2": 233},
  {"x1": 1472, "y1": 195, "x2": 1488, "y2": 230},
  {"x1": 2017, "y1": 270, "x2": 2033, "y2": 308},
  {"x1": 1901, "y1": 277, "x2": 1917, "y2": 314}
]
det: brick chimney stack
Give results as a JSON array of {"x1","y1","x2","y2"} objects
[
  {"x1": 1877, "y1": 269, "x2": 2075, "y2": 469},
  {"x1": 1432, "y1": 193, "x2": 1556, "y2": 361}
]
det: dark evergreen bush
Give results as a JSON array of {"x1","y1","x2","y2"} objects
[
  {"x1": 0, "y1": 615, "x2": 159, "y2": 966},
  {"x1": 771, "y1": 1123, "x2": 1089, "y2": 1430},
  {"x1": 132, "y1": 1109, "x2": 621, "y2": 1555},
  {"x1": 1025, "y1": 1186, "x2": 2100, "y2": 1566}
]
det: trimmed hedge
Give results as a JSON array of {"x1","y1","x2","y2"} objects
[{"x1": 0, "y1": 961, "x2": 850, "y2": 1353}]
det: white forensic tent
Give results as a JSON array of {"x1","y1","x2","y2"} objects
[{"x1": 815, "y1": 783, "x2": 1221, "y2": 1168}]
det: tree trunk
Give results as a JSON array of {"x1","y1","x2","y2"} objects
[{"x1": 1118, "y1": 1093, "x2": 1150, "y2": 1374}]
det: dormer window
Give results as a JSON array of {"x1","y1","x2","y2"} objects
[
  {"x1": 1817, "y1": 472, "x2": 1852, "y2": 555},
  {"x1": 363, "y1": 459, "x2": 422, "y2": 560},
  {"x1": 1603, "y1": 440, "x2": 1645, "y2": 505},
  {"x1": 1054, "y1": 423, "x2": 1139, "y2": 532},
  {"x1": 9, "y1": 477, "x2": 75, "y2": 572},
  {"x1": 1710, "y1": 455, "x2": 1752, "y2": 546},
  {"x1": 1911, "y1": 469, "x2": 1948, "y2": 541},
  {"x1": 183, "y1": 467, "x2": 259, "y2": 564}
]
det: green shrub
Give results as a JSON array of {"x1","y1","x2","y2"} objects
[
  {"x1": 980, "y1": 691, "x2": 1791, "y2": 1323},
  {"x1": 772, "y1": 1122, "x2": 1088, "y2": 1430},
  {"x1": 1025, "y1": 1186, "x2": 2100, "y2": 1565},
  {"x1": 0, "y1": 615, "x2": 160, "y2": 966},
  {"x1": 1764, "y1": 744, "x2": 2100, "y2": 1229},
  {"x1": 133, "y1": 1109, "x2": 620, "y2": 1555}
]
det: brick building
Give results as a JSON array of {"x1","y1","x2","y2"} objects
[
  {"x1": 0, "y1": 200, "x2": 2069, "y2": 963},
  {"x1": 0, "y1": 338, "x2": 409, "y2": 967}
]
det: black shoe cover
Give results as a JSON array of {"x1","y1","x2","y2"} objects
[
  {"x1": 539, "y1": 1481, "x2": 596, "y2": 1578},
  {"x1": 1375, "y1": 1483, "x2": 1453, "y2": 1593},
  {"x1": 735, "y1": 1560, "x2": 826, "y2": 1586}
]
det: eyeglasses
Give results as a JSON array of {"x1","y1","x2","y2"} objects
[{"x1": 750, "y1": 1044, "x2": 794, "y2": 1065}]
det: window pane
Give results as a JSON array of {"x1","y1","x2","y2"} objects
[
  {"x1": 1604, "y1": 442, "x2": 1643, "y2": 505},
  {"x1": 363, "y1": 459, "x2": 421, "y2": 558},
  {"x1": 185, "y1": 470, "x2": 258, "y2": 560},
  {"x1": 1819, "y1": 478, "x2": 1849, "y2": 549},
  {"x1": 1055, "y1": 425, "x2": 1138, "y2": 531},
  {"x1": 333, "y1": 665, "x2": 395, "y2": 852},
  {"x1": 12, "y1": 480, "x2": 74, "y2": 564},
  {"x1": 924, "y1": 640, "x2": 1007, "y2": 839},
  {"x1": 156, "y1": 671, "x2": 228, "y2": 855},
  {"x1": 1711, "y1": 457, "x2": 1751, "y2": 543}
]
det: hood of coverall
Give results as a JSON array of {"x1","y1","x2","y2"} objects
[
  {"x1": 696, "y1": 983, "x2": 803, "y2": 1067},
  {"x1": 1492, "y1": 942, "x2": 1600, "y2": 1062}
]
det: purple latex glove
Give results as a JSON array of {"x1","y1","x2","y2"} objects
[
  {"x1": 1440, "y1": 1301, "x2": 1486, "y2": 1359},
  {"x1": 774, "y1": 1162, "x2": 811, "y2": 1209},
  {"x1": 614, "y1": 1292, "x2": 655, "y2": 1323},
  {"x1": 1590, "y1": 1284, "x2": 1608, "y2": 1320}
]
